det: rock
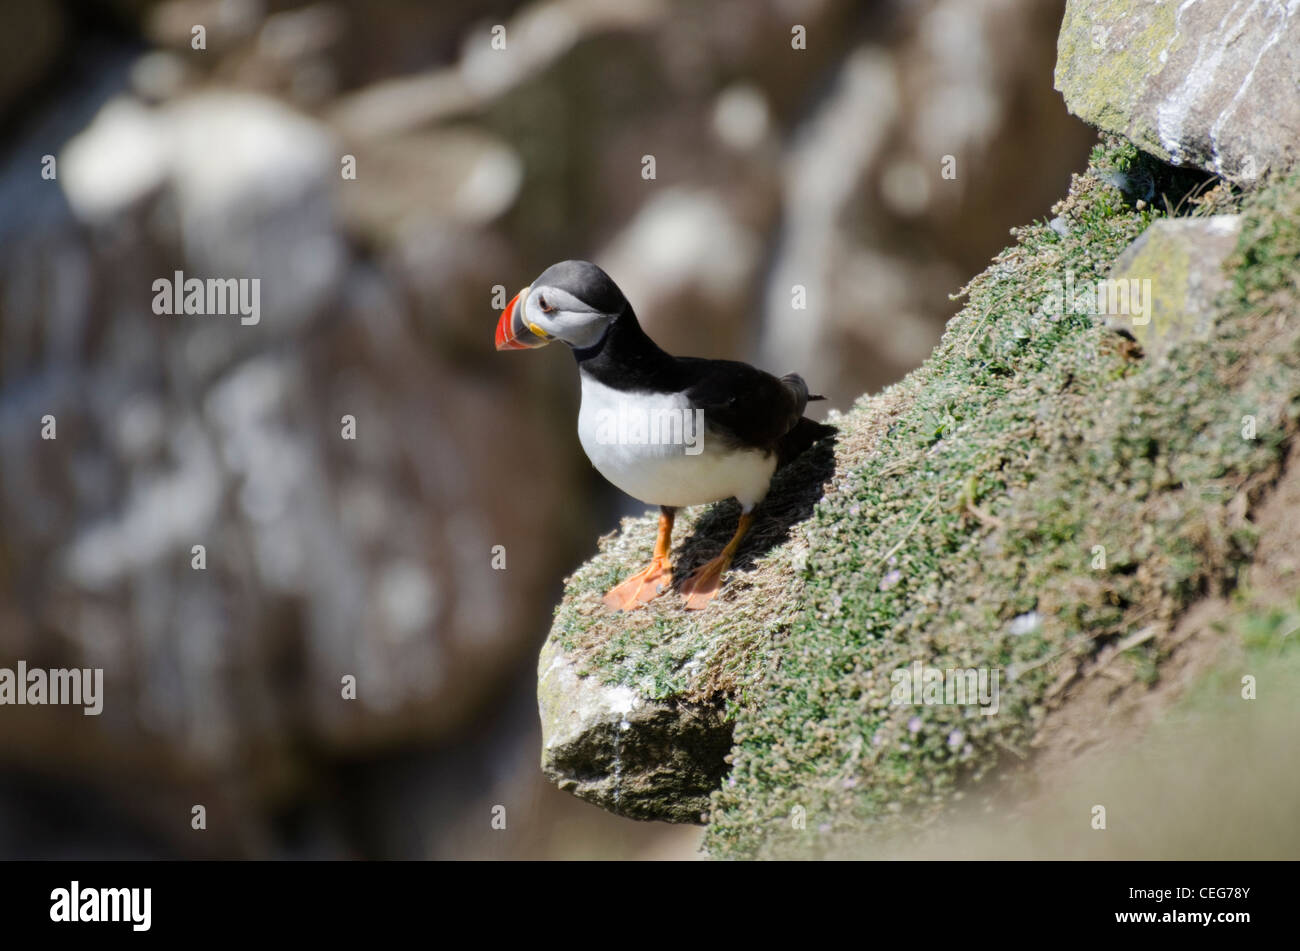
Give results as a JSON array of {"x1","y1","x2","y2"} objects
[
  {"x1": 336, "y1": 128, "x2": 523, "y2": 240},
  {"x1": 165, "y1": 93, "x2": 345, "y2": 330},
  {"x1": 59, "y1": 97, "x2": 172, "y2": 221},
  {"x1": 711, "y1": 83, "x2": 772, "y2": 153},
  {"x1": 598, "y1": 187, "x2": 762, "y2": 358},
  {"x1": 1102, "y1": 214, "x2": 1242, "y2": 359},
  {"x1": 0, "y1": 1, "x2": 63, "y2": 120},
  {"x1": 457, "y1": 0, "x2": 667, "y2": 101},
  {"x1": 1056, "y1": 0, "x2": 1300, "y2": 183},
  {"x1": 61, "y1": 91, "x2": 344, "y2": 336},
  {"x1": 327, "y1": 0, "x2": 667, "y2": 139},
  {"x1": 758, "y1": 47, "x2": 901, "y2": 395},
  {"x1": 537, "y1": 638, "x2": 732, "y2": 823},
  {"x1": 328, "y1": 69, "x2": 477, "y2": 140},
  {"x1": 0, "y1": 74, "x2": 584, "y2": 799}
]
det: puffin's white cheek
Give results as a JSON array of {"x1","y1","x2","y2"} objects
[
  {"x1": 560, "y1": 312, "x2": 610, "y2": 348},
  {"x1": 522, "y1": 304, "x2": 557, "y2": 341},
  {"x1": 559, "y1": 314, "x2": 590, "y2": 335}
]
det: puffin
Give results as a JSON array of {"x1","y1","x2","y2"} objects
[{"x1": 496, "y1": 260, "x2": 834, "y2": 611}]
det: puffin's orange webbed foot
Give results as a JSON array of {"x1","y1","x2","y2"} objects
[
  {"x1": 602, "y1": 506, "x2": 676, "y2": 612},
  {"x1": 602, "y1": 558, "x2": 672, "y2": 611},
  {"x1": 678, "y1": 511, "x2": 754, "y2": 611},
  {"x1": 678, "y1": 555, "x2": 730, "y2": 610}
]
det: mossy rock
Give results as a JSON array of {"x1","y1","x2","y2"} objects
[
  {"x1": 1101, "y1": 214, "x2": 1241, "y2": 358},
  {"x1": 538, "y1": 144, "x2": 1300, "y2": 857}
]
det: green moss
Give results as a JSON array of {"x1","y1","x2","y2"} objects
[{"x1": 705, "y1": 161, "x2": 1299, "y2": 858}]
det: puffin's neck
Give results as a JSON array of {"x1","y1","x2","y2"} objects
[{"x1": 572, "y1": 306, "x2": 676, "y2": 391}]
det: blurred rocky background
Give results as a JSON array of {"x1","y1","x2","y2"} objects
[{"x1": 0, "y1": 0, "x2": 1094, "y2": 858}]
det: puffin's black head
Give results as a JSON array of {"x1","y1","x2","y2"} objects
[{"x1": 495, "y1": 260, "x2": 628, "y2": 351}]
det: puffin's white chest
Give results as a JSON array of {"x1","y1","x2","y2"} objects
[{"x1": 576, "y1": 373, "x2": 776, "y2": 510}]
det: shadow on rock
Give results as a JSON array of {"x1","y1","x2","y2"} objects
[{"x1": 673, "y1": 430, "x2": 839, "y2": 579}]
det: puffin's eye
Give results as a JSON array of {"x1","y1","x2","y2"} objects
[{"x1": 537, "y1": 294, "x2": 555, "y2": 313}]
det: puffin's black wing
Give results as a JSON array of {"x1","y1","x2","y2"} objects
[{"x1": 675, "y1": 358, "x2": 832, "y2": 462}]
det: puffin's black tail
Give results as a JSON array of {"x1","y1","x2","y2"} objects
[
  {"x1": 779, "y1": 374, "x2": 822, "y2": 412},
  {"x1": 774, "y1": 373, "x2": 834, "y2": 466},
  {"x1": 775, "y1": 373, "x2": 835, "y2": 466},
  {"x1": 776, "y1": 416, "x2": 837, "y2": 468}
]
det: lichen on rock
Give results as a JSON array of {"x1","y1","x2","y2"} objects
[
  {"x1": 1102, "y1": 214, "x2": 1242, "y2": 360},
  {"x1": 1055, "y1": 0, "x2": 1300, "y2": 182},
  {"x1": 538, "y1": 637, "x2": 733, "y2": 823}
]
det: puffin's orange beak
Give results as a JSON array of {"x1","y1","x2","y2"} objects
[{"x1": 495, "y1": 287, "x2": 550, "y2": 350}]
